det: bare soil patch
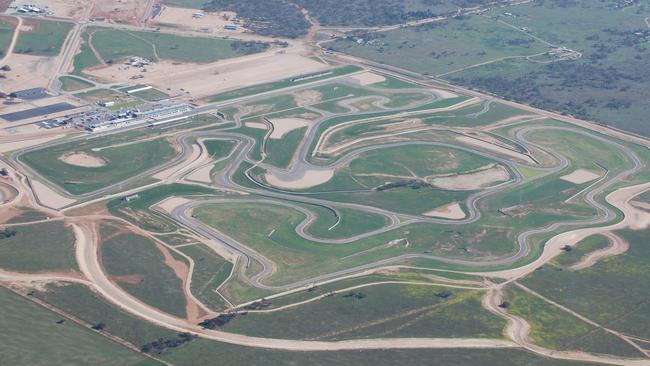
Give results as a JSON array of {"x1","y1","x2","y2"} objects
[
  {"x1": 90, "y1": 0, "x2": 147, "y2": 25},
  {"x1": 269, "y1": 118, "x2": 310, "y2": 139},
  {"x1": 58, "y1": 152, "x2": 107, "y2": 168},
  {"x1": 293, "y1": 90, "x2": 322, "y2": 106},
  {"x1": 1, "y1": 53, "x2": 58, "y2": 91},
  {"x1": 265, "y1": 168, "x2": 334, "y2": 190},
  {"x1": 429, "y1": 164, "x2": 510, "y2": 191},
  {"x1": 37, "y1": 0, "x2": 89, "y2": 19},
  {"x1": 350, "y1": 71, "x2": 386, "y2": 86},
  {"x1": 560, "y1": 169, "x2": 600, "y2": 184},
  {"x1": 112, "y1": 274, "x2": 144, "y2": 284},
  {"x1": 244, "y1": 122, "x2": 267, "y2": 130},
  {"x1": 155, "y1": 197, "x2": 192, "y2": 215},
  {"x1": 152, "y1": 6, "x2": 246, "y2": 35},
  {"x1": 423, "y1": 202, "x2": 466, "y2": 219},
  {"x1": 85, "y1": 52, "x2": 327, "y2": 99},
  {"x1": 30, "y1": 180, "x2": 76, "y2": 209}
]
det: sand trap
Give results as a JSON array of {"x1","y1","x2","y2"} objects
[
  {"x1": 155, "y1": 196, "x2": 192, "y2": 215},
  {"x1": 58, "y1": 152, "x2": 107, "y2": 168},
  {"x1": 293, "y1": 90, "x2": 322, "y2": 106},
  {"x1": 265, "y1": 168, "x2": 333, "y2": 190},
  {"x1": 432, "y1": 88, "x2": 458, "y2": 99},
  {"x1": 186, "y1": 164, "x2": 214, "y2": 184},
  {"x1": 351, "y1": 72, "x2": 386, "y2": 86},
  {"x1": 430, "y1": 165, "x2": 510, "y2": 191},
  {"x1": 269, "y1": 118, "x2": 310, "y2": 139},
  {"x1": 456, "y1": 135, "x2": 536, "y2": 164},
  {"x1": 423, "y1": 202, "x2": 466, "y2": 219},
  {"x1": 245, "y1": 122, "x2": 267, "y2": 130},
  {"x1": 560, "y1": 169, "x2": 600, "y2": 184},
  {"x1": 31, "y1": 180, "x2": 76, "y2": 209}
]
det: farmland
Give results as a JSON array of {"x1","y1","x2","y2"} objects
[
  {"x1": 14, "y1": 19, "x2": 72, "y2": 57},
  {"x1": 0, "y1": 286, "x2": 151, "y2": 366}
]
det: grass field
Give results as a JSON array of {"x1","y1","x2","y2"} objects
[
  {"x1": 165, "y1": 340, "x2": 593, "y2": 366},
  {"x1": 0, "y1": 221, "x2": 78, "y2": 273},
  {"x1": 59, "y1": 76, "x2": 94, "y2": 92},
  {"x1": 329, "y1": 15, "x2": 548, "y2": 77},
  {"x1": 265, "y1": 127, "x2": 306, "y2": 168},
  {"x1": 521, "y1": 228, "x2": 650, "y2": 341},
  {"x1": 25, "y1": 282, "x2": 595, "y2": 366},
  {"x1": 0, "y1": 286, "x2": 152, "y2": 366},
  {"x1": 177, "y1": 244, "x2": 233, "y2": 311},
  {"x1": 161, "y1": 0, "x2": 207, "y2": 8},
  {"x1": 504, "y1": 287, "x2": 642, "y2": 358},
  {"x1": 83, "y1": 27, "x2": 267, "y2": 65},
  {"x1": 203, "y1": 139, "x2": 236, "y2": 158},
  {"x1": 303, "y1": 205, "x2": 389, "y2": 240},
  {"x1": 72, "y1": 32, "x2": 101, "y2": 76},
  {"x1": 219, "y1": 283, "x2": 506, "y2": 340},
  {"x1": 0, "y1": 17, "x2": 16, "y2": 56},
  {"x1": 20, "y1": 133, "x2": 177, "y2": 195},
  {"x1": 100, "y1": 226, "x2": 188, "y2": 318},
  {"x1": 14, "y1": 19, "x2": 72, "y2": 56},
  {"x1": 552, "y1": 234, "x2": 611, "y2": 267}
]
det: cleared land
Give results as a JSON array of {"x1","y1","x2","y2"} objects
[{"x1": 0, "y1": 286, "x2": 151, "y2": 366}]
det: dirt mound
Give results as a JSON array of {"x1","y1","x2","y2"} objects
[{"x1": 58, "y1": 152, "x2": 107, "y2": 168}]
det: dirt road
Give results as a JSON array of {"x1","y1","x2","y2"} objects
[{"x1": 0, "y1": 16, "x2": 22, "y2": 67}]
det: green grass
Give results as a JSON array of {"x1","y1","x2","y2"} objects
[
  {"x1": 59, "y1": 76, "x2": 94, "y2": 92},
  {"x1": 128, "y1": 87, "x2": 170, "y2": 102},
  {"x1": 0, "y1": 18, "x2": 16, "y2": 56},
  {"x1": 303, "y1": 205, "x2": 389, "y2": 240},
  {"x1": 219, "y1": 284, "x2": 506, "y2": 340},
  {"x1": 504, "y1": 287, "x2": 642, "y2": 358},
  {"x1": 521, "y1": 228, "x2": 650, "y2": 341},
  {"x1": 20, "y1": 134, "x2": 177, "y2": 195},
  {"x1": 165, "y1": 338, "x2": 593, "y2": 366},
  {"x1": 32, "y1": 282, "x2": 176, "y2": 348},
  {"x1": 0, "y1": 221, "x2": 77, "y2": 272},
  {"x1": 133, "y1": 31, "x2": 268, "y2": 63},
  {"x1": 0, "y1": 286, "x2": 151, "y2": 366},
  {"x1": 89, "y1": 28, "x2": 156, "y2": 63},
  {"x1": 72, "y1": 32, "x2": 101, "y2": 76},
  {"x1": 329, "y1": 15, "x2": 548, "y2": 77},
  {"x1": 161, "y1": 0, "x2": 207, "y2": 8},
  {"x1": 86, "y1": 27, "x2": 267, "y2": 65},
  {"x1": 203, "y1": 139, "x2": 236, "y2": 158},
  {"x1": 11, "y1": 278, "x2": 600, "y2": 366},
  {"x1": 553, "y1": 234, "x2": 611, "y2": 267},
  {"x1": 177, "y1": 244, "x2": 233, "y2": 311},
  {"x1": 265, "y1": 127, "x2": 306, "y2": 168},
  {"x1": 74, "y1": 88, "x2": 126, "y2": 102},
  {"x1": 100, "y1": 226, "x2": 187, "y2": 318},
  {"x1": 14, "y1": 19, "x2": 72, "y2": 56}
]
